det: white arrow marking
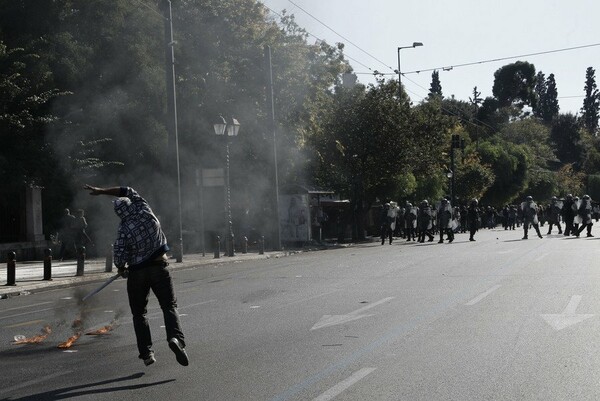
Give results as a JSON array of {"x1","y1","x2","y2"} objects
[
  {"x1": 311, "y1": 297, "x2": 394, "y2": 330},
  {"x1": 313, "y1": 368, "x2": 376, "y2": 401},
  {"x1": 541, "y1": 295, "x2": 594, "y2": 331}
]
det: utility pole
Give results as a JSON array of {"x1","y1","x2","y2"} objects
[
  {"x1": 162, "y1": 0, "x2": 183, "y2": 262},
  {"x1": 264, "y1": 46, "x2": 282, "y2": 251}
]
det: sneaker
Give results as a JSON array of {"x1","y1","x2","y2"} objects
[
  {"x1": 143, "y1": 353, "x2": 156, "y2": 366},
  {"x1": 168, "y1": 338, "x2": 189, "y2": 366}
]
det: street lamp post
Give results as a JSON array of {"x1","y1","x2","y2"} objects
[
  {"x1": 396, "y1": 42, "x2": 423, "y2": 98},
  {"x1": 214, "y1": 116, "x2": 240, "y2": 257}
]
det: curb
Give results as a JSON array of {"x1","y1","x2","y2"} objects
[{"x1": 0, "y1": 250, "x2": 295, "y2": 299}]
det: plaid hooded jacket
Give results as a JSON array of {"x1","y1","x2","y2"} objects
[{"x1": 113, "y1": 187, "x2": 169, "y2": 269}]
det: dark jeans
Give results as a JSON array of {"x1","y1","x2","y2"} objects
[{"x1": 127, "y1": 263, "x2": 185, "y2": 359}]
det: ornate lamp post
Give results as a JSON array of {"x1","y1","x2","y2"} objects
[
  {"x1": 214, "y1": 116, "x2": 240, "y2": 257},
  {"x1": 396, "y1": 42, "x2": 423, "y2": 97}
]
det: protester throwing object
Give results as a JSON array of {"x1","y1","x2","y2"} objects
[{"x1": 84, "y1": 184, "x2": 188, "y2": 367}]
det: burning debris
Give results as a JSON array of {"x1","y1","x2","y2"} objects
[
  {"x1": 57, "y1": 332, "x2": 81, "y2": 349},
  {"x1": 12, "y1": 325, "x2": 52, "y2": 345},
  {"x1": 86, "y1": 322, "x2": 116, "y2": 336}
]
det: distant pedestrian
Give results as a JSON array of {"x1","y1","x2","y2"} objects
[
  {"x1": 404, "y1": 202, "x2": 417, "y2": 241},
  {"x1": 437, "y1": 198, "x2": 454, "y2": 243},
  {"x1": 562, "y1": 194, "x2": 575, "y2": 236},
  {"x1": 575, "y1": 195, "x2": 594, "y2": 237},
  {"x1": 520, "y1": 196, "x2": 543, "y2": 239},
  {"x1": 74, "y1": 209, "x2": 92, "y2": 249},
  {"x1": 546, "y1": 197, "x2": 563, "y2": 235},
  {"x1": 58, "y1": 208, "x2": 76, "y2": 261},
  {"x1": 417, "y1": 200, "x2": 435, "y2": 243},
  {"x1": 467, "y1": 199, "x2": 480, "y2": 241}
]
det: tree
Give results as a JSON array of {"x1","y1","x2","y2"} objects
[
  {"x1": 533, "y1": 71, "x2": 559, "y2": 123},
  {"x1": 0, "y1": 41, "x2": 67, "y2": 188},
  {"x1": 555, "y1": 164, "x2": 585, "y2": 195},
  {"x1": 454, "y1": 153, "x2": 495, "y2": 203},
  {"x1": 492, "y1": 61, "x2": 537, "y2": 109},
  {"x1": 428, "y1": 70, "x2": 443, "y2": 100},
  {"x1": 498, "y1": 119, "x2": 556, "y2": 170},
  {"x1": 580, "y1": 66, "x2": 599, "y2": 135},
  {"x1": 477, "y1": 138, "x2": 529, "y2": 205},
  {"x1": 544, "y1": 74, "x2": 559, "y2": 122},
  {"x1": 550, "y1": 113, "x2": 584, "y2": 166}
]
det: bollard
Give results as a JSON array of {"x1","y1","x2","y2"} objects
[
  {"x1": 43, "y1": 248, "x2": 52, "y2": 281},
  {"x1": 76, "y1": 246, "x2": 85, "y2": 276},
  {"x1": 214, "y1": 236, "x2": 221, "y2": 259},
  {"x1": 105, "y1": 244, "x2": 113, "y2": 273},
  {"x1": 227, "y1": 234, "x2": 235, "y2": 257},
  {"x1": 242, "y1": 236, "x2": 248, "y2": 254},
  {"x1": 259, "y1": 236, "x2": 265, "y2": 255},
  {"x1": 6, "y1": 251, "x2": 16, "y2": 286}
]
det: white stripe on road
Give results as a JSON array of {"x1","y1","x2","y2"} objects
[
  {"x1": 0, "y1": 301, "x2": 52, "y2": 313},
  {"x1": 0, "y1": 371, "x2": 72, "y2": 395},
  {"x1": 465, "y1": 285, "x2": 501, "y2": 306},
  {"x1": 534, "y1": 253, "x2": 547, "y2": 262},
  {"x1": 0, "y1": 307, "x2": 55, "y2": 321},
  {"x1": 313, "y1": 368, "x2": 376, "y2": 401}
]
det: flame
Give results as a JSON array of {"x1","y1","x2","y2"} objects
[
  {"x1": 12, "y1": 325, "x2": 52, "y2": 345},
  {"x1": 57, "y1": 332, "x2": 81, "y2": 349},
  {"x1": 85, "y1": 324, "x2": 114, "y2": 335}
]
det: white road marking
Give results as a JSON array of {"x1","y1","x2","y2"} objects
[
  {"x1": 311, "y1": 297, "x2": 394, "y2": 331},
  {"x1": 1, "y1": 301, "x2": 52, "y2": 313},
  {"x1": 250, "y1": 306, "x2": 261, "y2": 309},
  {"x1": 0, "y1": 308, "x2": 55, "y2": 321},
  {"x1": 541, "y1": 295, "x2": 594, "y2": 331},
  {"x1": 0, "y1": 371, "x2": 73, "y2": 395},
  {"x1": 6, "y1": 319, "x2": 44, "y2": 328},
  {"x1": 465, "y1": 285, "x2": 501, "y2": 306},
  {"x1": 534, "y1": 253, "x2": 547, "y2": 262},
  {"x1": 312, "y1": 368, "x2": 376, "y2": 401}
]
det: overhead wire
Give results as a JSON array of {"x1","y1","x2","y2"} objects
[
  {"x1": 262, "y1": 3, "x2": 377, "y2": 73},
  {"x1": 267, "y1": 1, "x2": 501, "y2": 132}
]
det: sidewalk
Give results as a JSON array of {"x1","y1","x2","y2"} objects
[{"x1": 0, "y1": 250, "x2": 290, "y2": 299}]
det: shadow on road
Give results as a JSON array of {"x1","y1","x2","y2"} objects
[{"x1": 2, "y1": 372, "x2": 175, "y2": 401}]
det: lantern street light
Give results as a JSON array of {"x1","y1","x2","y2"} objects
[
  {"x1": 214, "y1": 116, "x2": 240, "y2": 257},
  {"x1": 396, "y1": 42, "x2": 423, "y2": 98}
]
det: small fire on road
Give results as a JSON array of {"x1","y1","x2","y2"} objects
[
  {"x1": 57, "y1": 332, "x2": 81, "y2": 349},
  {"x1": 12, "y1": 325, "x2": 52, "y2": 345}
]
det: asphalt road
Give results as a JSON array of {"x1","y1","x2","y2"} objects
[{"x1": 2, "y1": 227, "x2": 600, "y2": 400}]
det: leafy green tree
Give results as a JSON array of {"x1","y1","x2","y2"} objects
[
  {"x1": 477, "y1": 138, "x2": 529, "y2": 205},
  {"x1": 550, "y1": 113, "x2": 584, "y2": 166},
  {"x1": 544, "y1": 74, "x2": 559, "y2": 122},
  {"x1": 0, "y1": 41, "x2": 68, "y2": 187},
  {"x1": 428, "y1": 70, "x2": 443, "y2": 100},
  {"x1": 454, "y1": 153, "x2": 494, "y2": 203},
  {"x1": 580, "y1": 66, "x2": 599, "y2": 135},
  {"x1": 555, "y1": 164, "x2": 585, "y2": 195},
  {"x1": 533, "y1": 71, "x2": 559, "y2": 123},
  {"x1": 492, "y1": 61, "x2": 537, "y2": 109},
  {"x1": 498, "y1": 119, "x2": 556, "y2": 170}
]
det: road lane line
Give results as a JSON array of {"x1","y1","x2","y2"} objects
[
  {"x1": 313, "y1": 368, "x2": 376, "y2": 401},
  {"x1": 0, "y1": 371, "x2": 73, "y2": 395},
  {"x1": 0, "y1": 307, "x2": 55, "y2": 321},
  {"x1": 6, "y1": 319, "x2": 44, "y2": 328},
  {"x1": 465, "y1": 285, "x2": 501, "y2": 306},
  {"x1": 0, "y1": 301, "x2": 52, "y2": 313}
]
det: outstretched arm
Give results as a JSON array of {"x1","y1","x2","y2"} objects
[{"x1": 84, "y1": 184, "x2": 122, "y2": 197}]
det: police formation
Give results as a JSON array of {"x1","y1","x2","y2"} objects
[{"x1": 379, "y1": 194, "x2": 598, "y2": 245}]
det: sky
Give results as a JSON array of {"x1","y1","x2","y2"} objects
[{"x1": 260, "y1": 0, "x2": 600, "y2": 114}]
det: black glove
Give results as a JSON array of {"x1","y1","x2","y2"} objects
[{"x1": 118, "y1": 268, "x2": 129, "y2": 278}]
